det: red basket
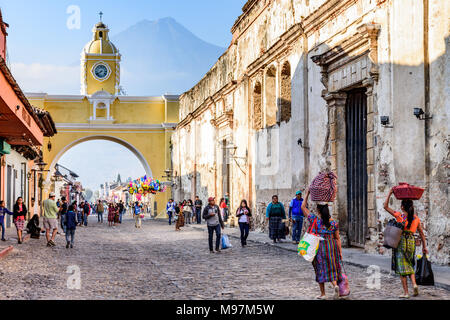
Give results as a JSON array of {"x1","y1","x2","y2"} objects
[{"x1": 392, "y1": 182, "x2": 424, "y2": 200}]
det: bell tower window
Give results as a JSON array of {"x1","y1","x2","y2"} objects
[{"x1": 99, "y1": 31, "x2": 103, "y2": 39}]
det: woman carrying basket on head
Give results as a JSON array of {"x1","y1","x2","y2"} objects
[
  {"x1": 301, "y1": 189, "x2": 343, "y2": 300},
  {"x1": 383, "y1": 187, "x2": 428, "y2": 299}
]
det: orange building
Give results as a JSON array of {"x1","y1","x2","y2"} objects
[{"x1": 0, "y1": 9, "x2": 56, "y2": 224}]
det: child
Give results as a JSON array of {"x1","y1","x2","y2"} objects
[
  {"x1": 0, "y1": 200, "x2": 13, "y2": 241},
  {"x1": 64, "y1": 205, "x2": 78, "y2": 248},
  {"x1": 26, "y1": 214, "x2": 41, "y2": 239}
]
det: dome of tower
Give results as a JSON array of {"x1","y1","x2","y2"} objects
[{"x1": 83, "y1": 21, "x2": 118, "y2": 55}]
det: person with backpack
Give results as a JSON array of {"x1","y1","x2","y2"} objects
[
  {"x1": 64, "y1": 205, "x2": 78, "y2": 248},
  {"x1": 383, "y1": 188, "x2": 428, "y2": 298},
  {"x1": 96, "y1": 200, "x2": 104, "y2": 223},
  {"x1": 202, "y1": 197, "x2": 225, "y2": 253}
]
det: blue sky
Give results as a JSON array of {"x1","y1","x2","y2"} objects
[
  {"x1": 0, "y1": 0, "x2": 246, "y2": 192},
  {"x1": 0, "y1": 0, "x2": 244, "y2": 64}
]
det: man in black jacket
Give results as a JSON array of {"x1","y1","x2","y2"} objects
[
  {"x1": 194, "y1": 196, "x2": 202, "y2": 225},
  {"x1": 202, "y1": 197, "x2": 224, "y2": 253}
]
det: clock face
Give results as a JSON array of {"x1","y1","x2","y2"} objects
[{"x1": 94, "y1": 64, "x2": 109, "y2": 79}]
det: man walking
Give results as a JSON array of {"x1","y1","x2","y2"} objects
[
  {"x1": 96, "y1": 200, "x2": 104, "y2": 223},
  {"x1": 194, "y1": 196, "x2": 202, "y2": 225},
  {"x1": 59, "y1": 197, "x2": 68, "y2": 234},
  {"x1": 43, "y1": 193, "x2": 59, "y2": 247},
  {"x1": 202, "y1": 197, "x2": 224, "y2": 253},
  {"x1": 166, "y1": 199, "x2": 175, "y2": 225},
  {"x1": 83, "y1": 201, "x2": 90, "y2": 226},
  {"x1": 118, "y1": 200, "x2": 125, "y2": 224},
  {"x1": 289, "y1": 190, "x2": 304, "y2": 244}
]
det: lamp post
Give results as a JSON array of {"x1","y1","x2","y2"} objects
[{"x1": 31, "y1": 159, "x2": 50, "y2": 216}]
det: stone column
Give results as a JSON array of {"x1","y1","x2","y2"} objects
[
  {"x1": 362, "y1": 78, "x2": 378, "y2": 249},
  {"x1": 324, "y1": 92, "x2": 348, "y2": 243}
]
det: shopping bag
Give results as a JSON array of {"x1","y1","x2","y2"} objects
[
  {"x1": 383, "y1": 219, "x2": 405, "y2": 249},
  {"x1": 338, "y1": 264, "x2": 350, "y2": 297},
  {"x1": 297, "y1": 218, "x2": 323, "y2": 262},
  {"x1": 415, "y1": 255, "x2": 435, "y2": 286},
  {"x1": 221, "y1": 234, "x2": 232, "y2": 249}
]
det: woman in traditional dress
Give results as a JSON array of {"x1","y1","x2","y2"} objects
[
  {"x1": 107, "y1": 204, "x2": 115, "y2": 227},
  {"x1": 114, "y1": 204, "x2": 120, "y2": 226},
  {"x1": 301, "y1": 189, "x2": 343, "y2": 300},
  {"x1": 384, "y1": 188, "x2": 428, "y2": 298},
  {"x1": 265, "y1": 195, "x2": 286, "y2": 243},
  {"x1": 175, "y1": 202, "x2": 184, "y2": 231},
  {"x1": 13, "y1": 197, "x2": 27, "y2": 244}
]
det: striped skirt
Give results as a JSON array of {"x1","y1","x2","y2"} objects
[
  {"x1": 269, "y1": 217, "x2": 285, "y2": 240},
  {"x1": 392, "y1": 231, "x2": 415, "y2": 276},
  {"x1": 312, "y1": 235, "x2": 343, "y2": 283}
]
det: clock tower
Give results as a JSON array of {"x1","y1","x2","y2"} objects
[{"x1": 81, "y1": 17, "x2": 121, "y2": 96}]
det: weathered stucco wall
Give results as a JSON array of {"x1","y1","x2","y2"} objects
[{"x1": 172, "y1": 0, "x2": 449, "y2": 264}]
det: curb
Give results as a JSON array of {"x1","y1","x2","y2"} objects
[
  {"x1": 0, "y1": 245, "x2": 13, "y2": 260},
  {"x1": 186, "y1": 224, "x2": 450, "y2": 291}
]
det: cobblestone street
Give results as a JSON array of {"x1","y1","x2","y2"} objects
[{"x1": 0, "y1": 217, "x2": 449, "y2": 300}]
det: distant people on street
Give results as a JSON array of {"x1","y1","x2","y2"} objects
[
  {"x1": 43, "y1": 193, "x2": 59, "y2": 247},
  {"x1": 108, "y1": 204, "x2": 115, "y2": 227},
  {"x1": 219, "y1": 198, "x2": 228, "y2": 222},
  {"x1": 203, "y1": 197, "x2": 224, "y2": 253},
  {"x1": 26, "y1": 214, "x2": 41, "y2": 239},
  {"x1": 13, "y1": 197, "x2": 27, "y2": 244},
  {"x1": 96, "y1": 200, "x2": 104, "y2": 223},
  {"x1": 236, "y1": 199, "x2": 252, "y2": 247},
  {"x1": 175, "y1": 202, "x2": 184, "y2": 231},
  {"x1": 194, "y1": 196, "x2": 202, "y2": 225},
  {"x1": 289, "y1": 191, "x2": 304, "y2": 244},
  {"x1": 266, "y1": 195, "x2": 286, "y2": 243},
  {"x1": 118, "y1": 200, "x2": 125, "y2": 224},
  {"x1": 301, "y1": 189, "x2": 343, "y2": 300},
  {"x1": 166, "y1": 199, "x2": 175, "y2": 225},
  {"x1": 133, "y1": 201, "x2": 142, "y2": 228},
  {"x1": 83, "y1": 201, "x2": 90, "y2": 226},
  {"x1": 114, "y1": 204, "x2": 120, "y2": 226},
  {"x1": 64, "y1": 204, "x2": 78, "y2": 248},
  {"x1": 0, "y1": 200, "x2": 13, "y2": 241},
  {"x1": 59, "y1": 197, "x2": 68, "y2": 234},
  {"x1": 184, "y1": 199, "x2": 194, "y2": 224},
  {"x1": 384, "y1": 188, "x2": 428, "y2": 298},
  {"x1": 76, "y1": 202, "x2": 83, "y2": 226}
]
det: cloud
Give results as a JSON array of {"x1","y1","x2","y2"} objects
[{"x1": 10, "y1": 62, "x2": 80, "y2": 94}]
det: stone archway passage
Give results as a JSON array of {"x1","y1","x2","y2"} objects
[{"x1": 46, "y1": 134, "x2": 153, "y2": 184}]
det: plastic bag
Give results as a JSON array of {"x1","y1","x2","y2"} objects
[
  {"x1": 297, "y1": 232, "x2": 323, "y2": 262},
  {"x1": 415, "y1": 255, "x2": 434, "y2": 286},
  {"x1": 221, "y1": 234, "x2": 232, "y2": 249},
  {"x1": 338, "y1": 265, "x2": 350, "y2": 297}
]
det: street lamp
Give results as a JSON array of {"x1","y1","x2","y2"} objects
[{"x1": 31, "y1": 159, "x2": 50, "y2": 215}]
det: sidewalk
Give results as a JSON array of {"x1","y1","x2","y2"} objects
[{"x1": 184, "y1": 222, "x2": 450, "y2": 291}]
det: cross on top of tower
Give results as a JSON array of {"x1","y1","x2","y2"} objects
[{"x1": 99, "y1": 11, "x2": 103, "y2": 22}]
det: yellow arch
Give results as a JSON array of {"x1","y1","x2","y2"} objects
[{"x1": 45, "y1": 134, "x2": 153, "y2": 184}]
